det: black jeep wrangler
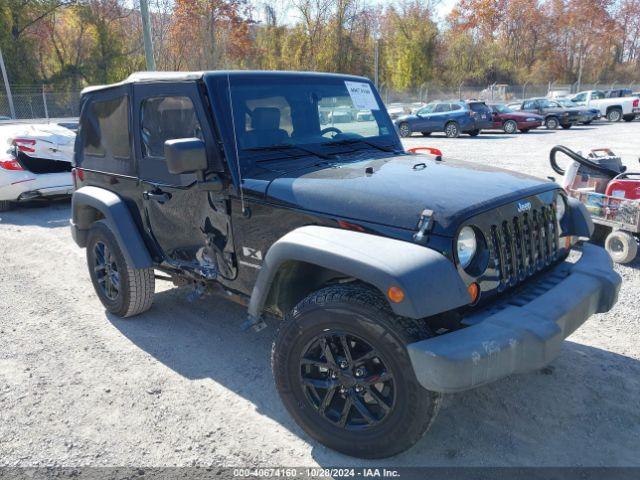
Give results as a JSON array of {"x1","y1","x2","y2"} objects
[{"x1": 70, "y1": 71, "x2": 621, "y2": 458}]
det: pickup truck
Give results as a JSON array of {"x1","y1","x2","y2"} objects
[
  {"x1": 570, "y1": 90, "x2": 640, "y2": 122},
  {"x1": 70, "y1": 71, "x2": 621, "y2": 458}
]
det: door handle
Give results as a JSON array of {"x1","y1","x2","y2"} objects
[{"x1": 143, "y1": 190, "x2": 172, "y2": 204}]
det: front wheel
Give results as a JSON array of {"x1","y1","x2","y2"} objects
[
  {"x1": 86, "y1": 220, "x2": 155, "y2": 317},
  {"x1": 503, "y1": 119, "x2": 518, "y2": 134},
  {"x1": 545, "y1": 117, "x2": 559, "y2": 130},
  {"x1": 605, "y1": 230, "x2": 638, "y2": 264},
  {"x1": 398, "y1": 123, "x2": 412, "y2": 138},
  {"x1": 444, "y1": 121, "x2": 460, "y2": 138},
  {"x1": 272, "y1": 284, "x2": 440, "y2": 458}
]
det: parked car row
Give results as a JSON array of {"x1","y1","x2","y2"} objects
[{"x1": 393, "y1": 90, "x2": 639, "y2": 138}]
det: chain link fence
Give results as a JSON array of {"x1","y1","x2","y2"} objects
[
  {"x1": 1, "y1": 82, "x2": 639, "y2": 121},
  {"x1": 380, "y1": 83, "x2": 640, "y2": 106},
  {"x1": 0, "y1": 86, "x2": 80, "y2": 120}
]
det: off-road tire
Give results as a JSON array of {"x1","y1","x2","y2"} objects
[
  {"x1": 503, "y1": 119, "x2": 518, "y2": 134},
  {"x1": 0, "y1": 200, "x2": 12, "y2": 212},
  {"x1": 86, "y1": 220, "x2": 155, "y2": 317},
  {"x1": 398, "y1": 123, "x2": 411, "y2": 138},
  {"x1": 467, "y1": 129, "x2": 480, "y2": 136},
  {"x1": 605, "y1": 230, "x2": 638, "y2": 264},
  {"x1": 606, "y1": 108, "x2": 622, "y2": 122},
  {"x1": 272, "y1": 283, "x2": 441, "y2": 459},
  {"x1": 444, "y1": 121, "x2": 460, "y2": 138},
  {"x1": 545, "y1": 116, "x2": 559, "y2": 129}
]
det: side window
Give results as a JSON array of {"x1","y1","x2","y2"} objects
[
  {"x1": 141, "y1": 96, "x2": 203, "y2": 158},
  {"x1": 80, "y1": 95, "x2": 132, "y2": 175},
  {"x1": 139, "y1": 95, "x2": 204, "y2": 185},
  {"x1": 434, "y1": 103, "x2": 450, "y2": 113},
  {"x1": 592, "y1": 91, "x2": 605, "y2": 99},
  {"x1": 450, "y1": 104, "x2": 462, "y2": 111},
  {"x1": 523, "y1": 100, "x2": 536, "y2": 109},
  {"x1": 573, "y1": 93, "x2": 586, "y2": 102}
]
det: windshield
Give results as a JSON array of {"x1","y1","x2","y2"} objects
[{"x1": 228, "y1": 76, "x2": 398, "y2": 168}]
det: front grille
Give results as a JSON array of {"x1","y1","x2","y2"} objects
[{"x1": 489, "y1": 203, "x2": 559, "y2": 290}]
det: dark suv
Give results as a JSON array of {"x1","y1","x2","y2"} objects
[
  {"x1": 70, "y1": 71, "x2": 621, "y2": 458},
  {"x1": 394, "y1": 100, "x2": 492, "y2": 138},
  {"x1": 517, "y1": 97, "x2": 581, "y2": 129}
]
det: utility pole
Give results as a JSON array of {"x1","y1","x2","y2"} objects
[
  {"x1": 374, "y1": 37, "x2": 379, "y2": 88},
  {"x1": 0, "y1": 47, "x2": 16, "y2": 119},
  {"x1": 139, "y1": 0, "x2": 156, "y2": 71}
]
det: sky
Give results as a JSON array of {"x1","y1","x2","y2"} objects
[{"x1": 251, "y1": 0, "x2": 458, "y2": 25}]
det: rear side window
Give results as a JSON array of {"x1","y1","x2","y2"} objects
[
  {"x1": 450, "y1": 104, "x2": 462, "y2": 111},
  {"x1": 80, "y1": 95, "x2": 132, "y2": 175},
  {"x1": 468, "y1": 102, "x2": 488, "y2": 113},
  {"x1": 434, "y1": 103, "x2": 450, "y2": 113}
]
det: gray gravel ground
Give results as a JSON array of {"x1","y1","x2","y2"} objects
[{"x1": 1, "y1": 120, "x2": 639, "y2": 467}]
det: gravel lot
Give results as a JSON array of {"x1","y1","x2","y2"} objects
[{"x1": 1, "y1": 120, "x2": 639, "y2": 468}]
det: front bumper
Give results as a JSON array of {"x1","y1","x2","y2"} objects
[{"x1": 407, "y1": 243, "x2": 621, "y2": 393}]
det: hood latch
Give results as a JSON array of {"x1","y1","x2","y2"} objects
[{"x1": 413, "y1": 208, "x2": 434, "y2": 243}]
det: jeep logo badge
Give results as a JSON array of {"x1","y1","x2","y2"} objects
[{"x1": 517, "y1": 201, "x2": 532, "y2": 213}]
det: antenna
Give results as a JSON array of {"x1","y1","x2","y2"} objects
[{"x1": 227, "y1": 74, "x2": 246, "y2": 214}]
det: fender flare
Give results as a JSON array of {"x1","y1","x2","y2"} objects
[
  {"x1": 248, "y1": 225, "x2": 471, "y2": 320},
  {"x1": 71, "y1": 186, "x2": 153, "y2": 269},
  {"x1": 564, "y1": 196, "x2": 594, "y2": 238}
]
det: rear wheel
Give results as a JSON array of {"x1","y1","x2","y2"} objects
[
  {"x1": 86, "y1": 220, "x2": 155, "y2": 317},
  {"x1": 444, "y1": 121, "x2": 460, "y2": 138},
  {"x1": 272, "y1": 283, "x2": 440, "y2": 459},
  {"x1": 605, "y1": 230, "x2": 638, "y2": 264},
  {"x1": 545, "y1": 117, "x2": 559, "y2": 130},
  {"x1": 398, "y1": 123, "x2": 412, "y2": 138},
  {"x1": 502, "y1": 119, "x2": 518, "y2": 134},
  {"x1": 606, "y1": 108, "x2": 622, "y2": 122},
  {"x1": 0, "y1": 200, "x2": 12, "y2": 212}
]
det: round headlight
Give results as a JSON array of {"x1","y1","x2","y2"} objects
[
  {"x1": 457, "y1": 226, "x2": 477, "y2": 269},
  {"x1": 556, "y1": 195, "x2": 567, "y2": 221}
]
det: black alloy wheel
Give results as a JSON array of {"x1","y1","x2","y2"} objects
[
  {"x1": 93, "y1": 241, "x2": 120, "y2": 301},
  {"x1": 300, "y1": 331, "x2": 395, "y2": 430}
]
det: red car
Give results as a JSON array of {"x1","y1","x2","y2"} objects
[{"x1": 488, "y1": 104, "x2": 544, "y2": 133}]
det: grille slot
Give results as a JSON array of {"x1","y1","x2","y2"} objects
[{"x1": 490, "y1": 203, "x2": 559, "y2": 289}]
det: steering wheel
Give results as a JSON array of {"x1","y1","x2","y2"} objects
[{"x1": 321, "y1": 127, "x2": 342, "y2": 138}]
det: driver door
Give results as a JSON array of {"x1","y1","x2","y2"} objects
[{"x1": 133, "y1": 82, "x2": 237, "y2": 280}]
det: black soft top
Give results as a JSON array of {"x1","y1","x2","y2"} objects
[{"x1": 81, "y1": 70, "x2": 370, "y2": 95}]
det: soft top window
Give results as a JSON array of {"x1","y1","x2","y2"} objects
[{"x1": 79, "y1": 93, "x2": 132, "y2": 175}]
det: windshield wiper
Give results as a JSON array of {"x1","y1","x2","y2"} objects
[
  {"x1": 245, "y1": 143, "x2": 330, "y2": 160},
  {"x1": 325, "y1": 138, "x2": 397, "y2": 153}
]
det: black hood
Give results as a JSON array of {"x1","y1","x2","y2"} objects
[{"x1": 262, "y1": 154, "x2": 557, "y2": 236}]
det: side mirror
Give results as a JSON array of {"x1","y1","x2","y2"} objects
[{"x1": 164, "y1": 138, "x2": 207, "y2": 175}]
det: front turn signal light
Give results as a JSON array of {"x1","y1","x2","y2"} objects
[
  {"x1": 467, "y1": 282, "x2": 480, "y2": 304},
  {"x1": 387, "y1": 286, "x2": 405, "y2": 303}
]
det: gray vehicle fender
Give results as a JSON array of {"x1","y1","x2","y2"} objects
[
  {"x1": 71, "y1": 186, "x2": 153, "y2": 269},
  {"x1": 248, "y1": 225, "x2": 471, "y2": 320},
  {"x1": 565, "y1": 196, "x2": 594, "y2": 238}
]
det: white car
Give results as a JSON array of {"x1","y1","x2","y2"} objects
[
  {"x1": 0, "y1": 123, "x2": 75, "y2": 211},
  {"x1": 569, "y1": 90, "x2": 640, "y2": 122}
]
